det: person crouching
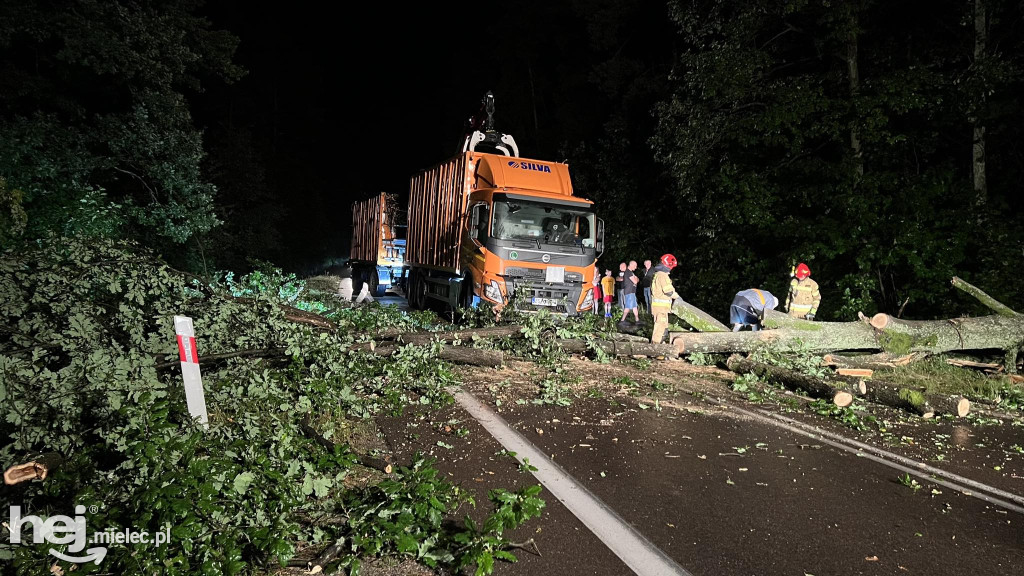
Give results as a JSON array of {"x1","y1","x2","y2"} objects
[{"x1": 730, "y1": 288, "x2": 778, "y2": 332}]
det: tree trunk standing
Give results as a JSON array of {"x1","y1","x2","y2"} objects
[
  {"x1": 972, "y1": 0, "x2": 988, "y2": 209},
  {"x1": 846, "y1": 21, "x2": 863, "y2": 179}
]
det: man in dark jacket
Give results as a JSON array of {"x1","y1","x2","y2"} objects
[
  {"x1": 730, "y1": 288, "x2": 779, "y2": 332},
  {"x1": 640, "y1": 259, "x2": 654, "y2": 314}
]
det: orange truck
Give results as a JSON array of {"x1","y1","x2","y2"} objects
[
  {"x1": 349, "y1": 192, "x2": 406, "y2": 297},
  {"x1": 404, "y1": 93, "x2": 603, "y2": 314}
]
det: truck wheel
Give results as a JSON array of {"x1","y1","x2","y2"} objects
[
  {"x1": 459, "y1": 274, "x2": 475, "y2": 310},
  {"x1": 371, "y1": 272, "x2": 385, "y2": 298},
  {"x1": 410, "y1": 271, "x2": 426, "y2": 310},
  {"x1": 407, "y1": 271, "x2": 420, "y2": 309}
]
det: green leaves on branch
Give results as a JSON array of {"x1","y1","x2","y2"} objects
[
  {"x1": 0, "y1": 237, "x2": 541, "y2": 575},
  {"x1": 0, "y1": 0, "x2": 243, "y2": 245}
]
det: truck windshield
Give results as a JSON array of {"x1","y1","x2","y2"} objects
[{"x1": 492, "y1": 199, "x2": 596, "y2": 248}]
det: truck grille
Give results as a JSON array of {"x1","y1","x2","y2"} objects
[
  {"x1": 504, "y1": 267, "x2": 583, "y2": 282},
  {"x1": 505, "y1": 279, "x2": 578, "y2": 314}
]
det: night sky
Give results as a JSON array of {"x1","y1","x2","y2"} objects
[{"x1": 196, "y1": 1, "x2": 616, "y2": 269}]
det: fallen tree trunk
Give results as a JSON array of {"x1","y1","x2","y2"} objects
[
  {"x1": 606, "y1": 332, "x2": 652, "y2": 343},
  {"x1": 373, "y1": 344, "x2": 504, "y2": 368},
  {"x1": 866, "y1": 313, "x2": 1024, "y2": 353},
  {"x1": 4, "y1": 453, "x2": 63, "y2": 485},
  {"x1": 233, "y1": 297, "x2": 337, "y2": 331},
  {"x1": 392, "y1": 325, "x2": 523, "y2": 346},
  {"x1": 673, "y1": 310, "x2": 1024, "y2": 356},
  {"x1": 726, "y1": 355, "x2": 856, "y2": 407},
  {"x1": 864, "y1": 383, "x2": 935, "y2": 418},
  {"x1": 859, "y1": 383, "x2": 970, "y2": 418},
  {"x1": 555, "y1": 338, "x2": 677, "y2": 358},
  {"x1": 671, "y1": 298, "x2": 729, "y2": 332},
  {"x1": 925, "y1": 393, "x2": 972, "y2": 418}
]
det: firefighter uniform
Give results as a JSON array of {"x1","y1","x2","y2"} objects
[
  {"x1": 650, "y1": 267, "x2": 680, "y2": 344},
  {"x1": 785, "y1": 277, "x2": 820, "y2": 319}
]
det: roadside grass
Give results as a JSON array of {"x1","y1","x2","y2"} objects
[{"x1": 877, "y1": 357, "x2": 1023, "y2": 411}]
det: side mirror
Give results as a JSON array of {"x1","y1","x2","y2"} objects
[{"x1": 596, "y1": 218, "x2": 605, "y2": 257}]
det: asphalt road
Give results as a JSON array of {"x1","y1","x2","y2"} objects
[
  {"x1": 378, "y1": 385, "x2": 1024, "y2": 576},
  {"x1": 372, "y1": 292, "x2": 1024, "y2": 576}
]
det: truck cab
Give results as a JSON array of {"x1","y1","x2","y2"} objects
[
  {"x1": 404, "y1": 92, "x2": 603, "y2": 315},
  {"x1": 461, "y1": 156, "x2": 601, "y2": 313}
]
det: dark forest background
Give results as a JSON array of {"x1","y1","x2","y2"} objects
[{"x1": 2, "y1": 0, "x2": 1022, "y2": 320}]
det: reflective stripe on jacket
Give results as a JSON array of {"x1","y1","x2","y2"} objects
[
  {"x1": 651, "y1": 269, "x2": 678, "y2": 309},
  {"x1": 785, "y1": 278, "x2": 820, "y2": 316}
]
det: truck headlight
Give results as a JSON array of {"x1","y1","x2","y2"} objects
[
  {"x1": 581, "y1": 287, "x2": 594, "y2": 310},
  {"x1": 484, "y1": 280, "x2": 504, "y2": 303}
]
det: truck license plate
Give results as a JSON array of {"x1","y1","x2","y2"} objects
[{"x1": 532, "y1": 297, "x2": 559, "y2": 307}]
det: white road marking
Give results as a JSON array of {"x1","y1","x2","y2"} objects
[
  {"x1": 716, "y1": 398, "x2": 1024, "y2": 515},
  {"x1": 452, "y1": 389, "x2": 693, "y2": 576}
]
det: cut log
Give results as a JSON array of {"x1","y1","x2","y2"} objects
[
  {"x1": 357, "y1": 455, "x2": 395, "y2": 475},
  {"x1": 822, "y1": 352, "x2": 925, "y2": 369},
  {"x1": 392, "y1": 325, "x2": 524, "y2": 346},
  {"x1": 726, "y1": 355, "x2": 855, "y2": 407},
  {"x1": 555, "y1": 338, "x2": 678, "y2": 358},
  {"x1": 951, "y1": 277, "x2": 1019, "y2": 317},
  {"x1": 924, "y1": 394, "x2": 971, "y2": 418},
  {"x1": 864, "y1": 383, "x2": 935, "y2": 418},
  {"x1": 836, "y1": 368, "x2": 874, "y2": 378},
  {"x1": 867, "y1": 313, "x2": 1024, "y2": 355},
  {"x1": 373, "y1": 344, "x2": 504, "y2": 368},
  {"x1": 671, "y1": 298, "x2": 730, "y2": 332},
  {"x1": 945, "y1": 358, "x2": 1001, "y2": 370},
  {"x1": 4, "y1": 453, "x2": 63, "y2": 485},
  {"x1": 831, "y1": 375, "x2": 868, "y2": 396}
]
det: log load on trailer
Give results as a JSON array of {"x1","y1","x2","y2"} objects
[
  {"x1": 350, "y1": 192, "x2": 406, "y2": 297},
  {"x1": 404, "y1": 93, "x2": 604, "y2": 314}
]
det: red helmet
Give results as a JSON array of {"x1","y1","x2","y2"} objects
[
  {"x1": 660, "y1": 254, "x2": 678, "y2": 269},
  {"x1": 795, "y1": 262, "x2": 811, "y2": 279}
]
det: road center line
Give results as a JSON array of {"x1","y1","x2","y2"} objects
[
  {"x1": 452, "y1": 388, "x2": 693, "y2": 576},
  {"x1": 711, "y1": 398, "x2": 1024, "y2": 515}
]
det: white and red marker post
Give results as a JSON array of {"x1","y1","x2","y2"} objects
[{"x1": 173, "y1": 315, "x2": 209, "y2": 429}]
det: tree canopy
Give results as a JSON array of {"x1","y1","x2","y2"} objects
[{"x1": 0, "y1": 0, "x2": 242, "y2": 246}]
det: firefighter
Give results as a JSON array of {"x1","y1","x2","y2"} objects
[
  {"x1": 730, "y1": 288, "x2": 778, "y2": 331},
  {"x1": 785, "y1": 262, "x2": 820, "y2": 320},
  {"x1": 650, "y1": 254, "x2": 682, "y2": 344}
]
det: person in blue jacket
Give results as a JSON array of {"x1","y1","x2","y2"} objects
[{"x1": 730, "y1": 288, "x2": 779, "y2": 332}]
